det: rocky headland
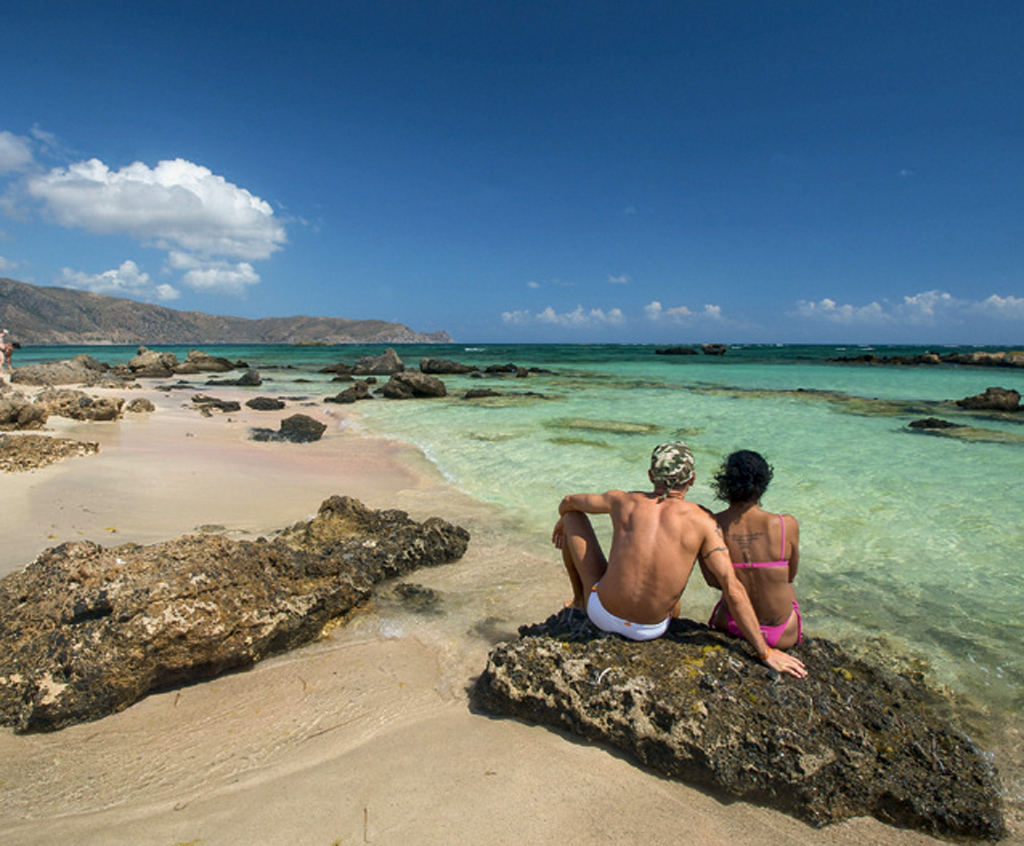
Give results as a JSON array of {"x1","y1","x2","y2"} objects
[
  {"x1": 474, "y1": 609, "x2": 1006, "y2": 841},
  {"x1": 0, "y1": 496, "x2": 469, "y2": 733},
  {"x1": 0, "y1": 277, "x2": 451, "y2": 345}
]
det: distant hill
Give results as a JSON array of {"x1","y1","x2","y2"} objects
[{"x1": 0, "y1": 278, "x2": 452, "y2": 345}]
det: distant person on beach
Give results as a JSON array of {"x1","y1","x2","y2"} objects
[
  {"x1": 702, "y1": 450, "x2": 802, "y2": 650},
  {"x1": 0, "y1": 329, "x2": 9, "y2": 375},
  {"x1": 553, "y1": 441, "x2": 807, "y2": 677}
]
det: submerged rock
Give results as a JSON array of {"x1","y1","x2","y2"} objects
[
  {"x1": 473, "y1": 610, "x2": 1005, "y2": 841},
  {"x1": 0, "y1": 496, "x2": 469, "y2": 732},
  {"x1": 956, "y1": 387, "x2": 1021, "y2": 411}
]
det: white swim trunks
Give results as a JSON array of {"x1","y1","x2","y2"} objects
[{"x1": 586, "y1": 584, "x2": 669, "y2": 641}]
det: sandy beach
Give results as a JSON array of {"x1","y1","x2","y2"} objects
[{"x1": 0, "y1": 383, "x2": 1019, "y2": 845}]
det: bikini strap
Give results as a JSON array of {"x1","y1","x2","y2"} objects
[{"x1": 778, "y1": 513, "x2": 786, "y2": 561}]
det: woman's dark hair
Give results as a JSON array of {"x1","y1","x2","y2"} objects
[{"x1": 713, "y1": 450, "x2": 774, "y2": 503}]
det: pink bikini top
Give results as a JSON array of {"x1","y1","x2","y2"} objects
[{"x1": 732, "y1": 513, "x2": 788, "y2": 569}]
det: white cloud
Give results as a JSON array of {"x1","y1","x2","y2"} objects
[
  {"x1": 795, "y1": 297, "x2": 890, "y2": 324},
  {"x1": 501, "y1": 309, "x2": 532, "y2": 325},
  {"x1": 972, "y1": 294, "x2": 1024, "y2": 320},
  {"x1": 607, "y1": 274, "x2": 630, "y2": 285},
  {"x1": 59, "y1": 260, "x2": 180, "y2": 302},
  {"x1": 899, "y1": 290, "x2": 954, "y2": 322},
  {"x1": 0, "y1": 256, "x2": 17, "y2": 272},
  {"x1": 795, "y1": 289, "x2": 1024, "y2": 327},
  {"x1": 28, "y1": 158, "x2": 286, "y2": 262},
  {"x1": 644, "y1": 300, "x2": 720, "y2": 323},
  {"x1": 0, "y1": 131, "x2": 33, "y2": 173},
  {"x1": 526, "y1": 280, "x2": 540, "y2": 289},
  {"x1": 167, "y1": 250, "x2": 259, "y2": 295},
  {"x1": 507, "y1": 305, "x2": 626, "y2": 328}
]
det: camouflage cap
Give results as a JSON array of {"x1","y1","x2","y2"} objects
[{"x1": 650, "y1": 441, "x2": 695, "y2": 490}]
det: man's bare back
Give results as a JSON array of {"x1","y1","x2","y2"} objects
[
  {"x1": 556, "y1": 489, "x2": 714, "y2": 624},
  {"x1": 553, "y1": 441, "x2": 807, "y2": 678}
]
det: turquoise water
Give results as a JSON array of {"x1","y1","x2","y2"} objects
[{"x1": 20, "y1": 342, "x2": 1024, "y2": 717}]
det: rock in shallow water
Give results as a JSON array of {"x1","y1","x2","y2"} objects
[
  {"x1": 472, "y1": 610, "x2": 1005, "y2": 841},
  {"x1": 0, "y1": 496, "x2": 469, "y2": 733}
]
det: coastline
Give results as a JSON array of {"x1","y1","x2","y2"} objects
[{"x1": 0, "y1": 382, "x2": 1020, "y2": 844}]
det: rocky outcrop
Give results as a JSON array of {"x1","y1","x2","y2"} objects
[
  {"x1": 0, "y1": 434, "x2": 100, "y2": 472},
  {"x1": 0, "y1": 394, "x2": 49, "y2": 430},
  {"x1": 35, "y1": 388, "x2": 125, "y2": 422},
  {"x1": 655, "y1": 346, "x2": 698, "y2": 355},
  {"x1": 191, "y1": 394, "x2": 242, "y2": 414},
  {"x1": 125, "y1": 398, "x2": 155, "y2": 413},
  {"x1": 128, "y1": 346, "x2": 179, "y2": 378},
  {"x1": 246, "y1": 397, "x2": 286, "y2": 411},
  {"x1": 206, "y1": 369, "x2": 262, "y2": 387},
  {"x1": 353, "y1": 347, "x2": 404, "y2": 376},
  {"x1": 908, "y1": 418, "x2": 961, "y2": 429},
  {"x1": 0, "y1": 496, "x2": 469, "y2": 732},
  {"x1": 947, "y1": 351, "x2": 1024, "y2": 368},
  {"x1": 250, "y1": 413, "x2": 327, "y2": 442},
  {"x1": 380, "y1": 372, "x2": 447, "y2": 399},
  {"x1": 172, "y1": 349, "x2": 246, "y2": 374},
  {"x1": 324, "y1": 382, "x2": 373, "y2": 404},
  {"x1": 701, "y1": 343, "x2": 728, "y2": 355},
  {"x1": 419, "y1": 358, "x2": 479, "y2": 374},
  {"x1": 473, "y1": 610, "x2": 1005, "y2": 841},
  {"x1": 10, "y1": 358, "x2": 125, "y2": 387},
  {"x1": 956, "y1": 387, "x2": 1021, "y2": 411},
  {"x1": 831, "y1": 350, "x2": 1024, "y2": 368}
]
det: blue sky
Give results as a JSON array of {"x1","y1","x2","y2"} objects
[{"x1": 1, "y1": 1, "x2": 1022, "y2": 344}]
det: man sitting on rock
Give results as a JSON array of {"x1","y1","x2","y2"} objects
[{"x1": 553, "y1": 441, "x2": 807, "y2": 677}]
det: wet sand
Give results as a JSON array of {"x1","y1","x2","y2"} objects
[{"x1": 0, "y1": 384, "x2": 1018, "y2": 845}]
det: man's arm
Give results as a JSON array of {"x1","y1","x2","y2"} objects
[
  {"x1": 701, "y1": 528, "x2": 807, "y2": 679},
  {"x1": 552, "y1": 492, "x2": 616, "y2": 549},
  {"x1": 558, "y1": 491, "x2": 617, "y2": 517}
]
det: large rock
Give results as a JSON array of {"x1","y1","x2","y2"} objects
[
  {"x1": 419, "y1": 358, "x2": 478, "y2": 375},
  {"x1": 0, "y1": 395, "x2": 49, "y2": 429},
  {"x1": 128, "y1": 346, "x2": 179, "y2": 378},
  {"x1": 10, "y1": 359, "x2": 118, "y2": 387},
  {"x1": 380, "y1": 371, "x2": 447, "y2": 399},
  {"x1": 250, "y1": 413, "x2": 327, "y2": 442},
  {"x1": 473, "y1": 610, "x2": 1005, "y2": 841},
  {"x1": 207, "y1": 369, "x2": 262, "y2": 387},
  {"x1": 955, "y1": 386, "x2": 1021, "y2": 411},
  {"x1": 191, "y1": 394, "x2": 242, "y2": 414},
  {"x1": 35, "y1": 388, "x2": 125, "y2": 421},
  {"x1": 172, "y1": 349, "x2": 244, "y2": 374},
  {"x1": 352, "y1": 347, "x2": 404, "y2": 376},
  {"x1": 0, "y1": 496, "x2": 469, "y2": 732},
  {"x1": 324, "y1": 382, "x2": 372, "y2": 404}
]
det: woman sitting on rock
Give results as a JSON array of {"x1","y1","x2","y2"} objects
[{"x1": 702, "y1": 450, "x2": 802, "y2": 650}]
